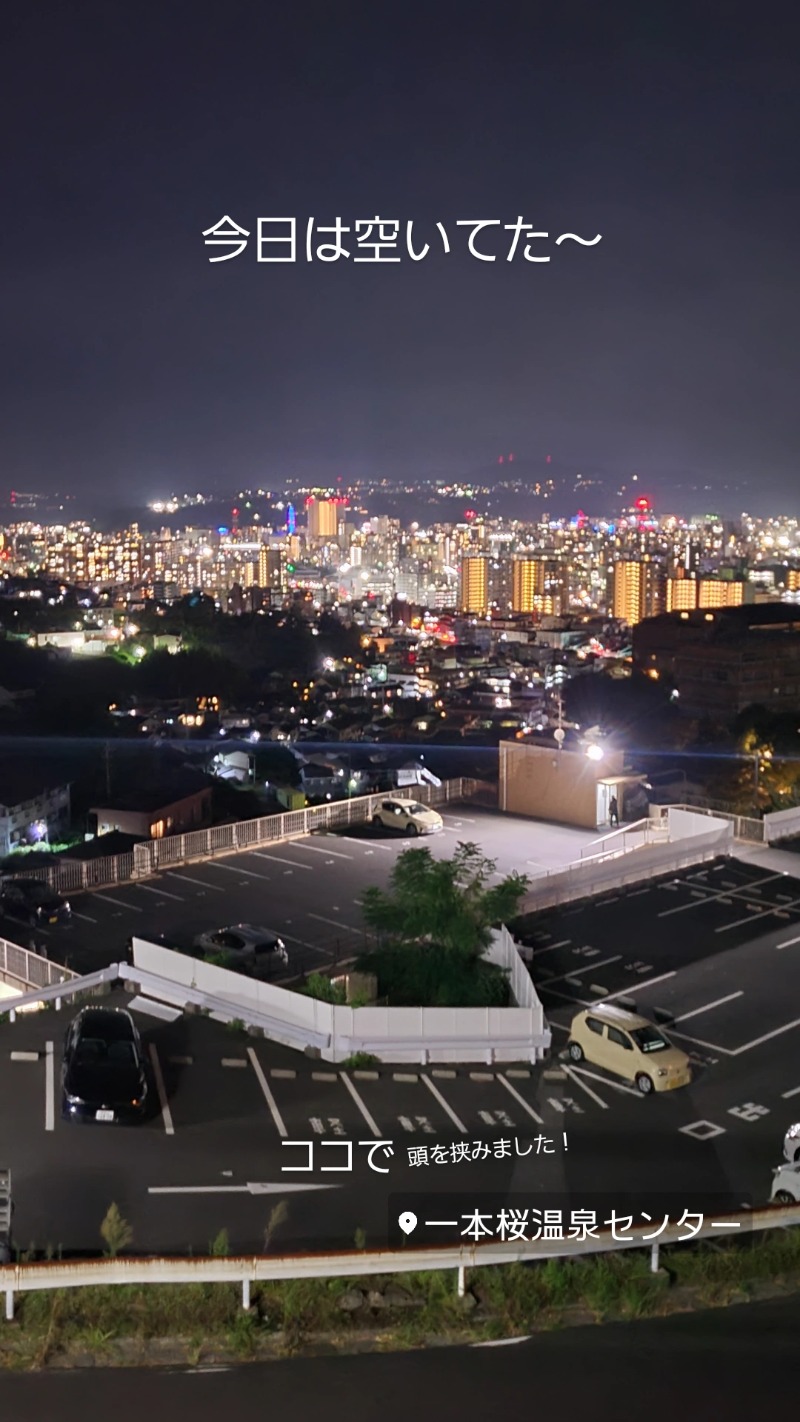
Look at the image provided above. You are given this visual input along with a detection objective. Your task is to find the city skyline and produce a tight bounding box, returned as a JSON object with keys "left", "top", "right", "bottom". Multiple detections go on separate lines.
{"left": 4, "top": 2, "right": 799, "bottom": 503}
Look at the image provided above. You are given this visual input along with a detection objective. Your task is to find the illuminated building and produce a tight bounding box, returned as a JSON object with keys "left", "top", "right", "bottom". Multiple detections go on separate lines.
{"left": 458, "top": 554, "right": 489, "bottom": 614}
{"left": 609, "top": 557, "right": 664, "bottom": 625}
{"left": 306, "top": 498, "right": 338, "bottom": 540}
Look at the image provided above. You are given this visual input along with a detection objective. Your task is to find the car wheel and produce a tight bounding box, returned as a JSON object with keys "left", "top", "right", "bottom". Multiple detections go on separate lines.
{"left": 406, "top": 823, "right": 419, "bottom": 836}
{"left": 774, "top": 1190, "right": 796, "bottom": 1204}
{"left": 568, "top": 1041, "right": 584, "bottom": 1063}
{"left": 372, "top": 814, "right": 382, "bottom": 827}
{"left": 636, "top": 1073, "right": 654, "bottom": 1095}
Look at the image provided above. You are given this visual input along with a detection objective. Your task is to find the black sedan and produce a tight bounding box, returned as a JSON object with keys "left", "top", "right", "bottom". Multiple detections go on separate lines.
{"left": 0, "top": 877, "right": 72, "bottom": 926}
{"left": 61, "top": 1007, "right": 148, "bottom": 1124}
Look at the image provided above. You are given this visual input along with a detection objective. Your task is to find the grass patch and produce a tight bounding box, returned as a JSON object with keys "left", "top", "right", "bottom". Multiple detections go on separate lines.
{"left": 3, "top": 1232, "right": 800, "bottom": 1363}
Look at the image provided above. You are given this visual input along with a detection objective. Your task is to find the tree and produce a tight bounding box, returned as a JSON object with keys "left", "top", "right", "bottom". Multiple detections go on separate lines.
{"left": 361, "top": 841, "right": 529, "bottom": 960}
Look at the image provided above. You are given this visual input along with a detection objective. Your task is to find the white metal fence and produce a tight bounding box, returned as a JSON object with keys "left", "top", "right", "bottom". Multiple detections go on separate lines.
{"left": 520, "top": 821, "right": 733, "bottom": 913}
{"left": 1, "top": 1201, "right": 797, "bottom": 1319}
{"left": 0, "top": 937, "right": 78, "bottom": 990}
{"left": 2, "top": 778, "right": 484, "bottom": 897}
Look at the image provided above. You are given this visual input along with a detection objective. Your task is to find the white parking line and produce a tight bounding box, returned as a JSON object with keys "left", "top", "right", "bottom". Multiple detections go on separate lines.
{"left": 532, "top": 938, "right": 573, "bottom": 954}
{"left": 339, "top": 837, "right": 394, "bottom": 852}
{"left": 135, "top": 883, "right": 185, "bottom": 901}
{"left": 340, "top": 1072, "right": 381, "bottom": 1136}
{"left": 251, "top": 852, "right": 313, "bottom": 871}
{"left": 443, "top": 814, "right": 476, "bottom": 824}
{"left": 715, "top": 894, "right": 800, "bottom": 933}
{"left": 601, "top": 972, "right": 676, "bottom": 1003}
{"left": 659, "top": 871, "right": 785, "bottom": 919}
{"left": 777, "top": 935, "right": 800, "bottom": 951}
{"left": 148, "top": 1044, "right": 175, "bottom": 1135}
{"left": 497, "top": 1074, "right": 544, "bottom": 1124}
{"left": 293, "top": 843, "right": 354, "bottom": 860}
{"left": 247, "top": 1047, "right": 287, "bottom": 1136}
{"left": 782, "top": 1086, "right": 800, "bottom": 1099}
{"left": 92, "top": 892, "right": 143, "bottom": 912}
{"left": 308, "top": 913, "right": 362, "bottom": 934}
{"left": 45, "top": 1041, "right": 54, "bottom": 1131}
{"left": 204, "top": 862, "right": 274, "bottom": 881}
{"left": 543, "top": 954, "right": 622, "bottom": 986}
{"left": 166, "top": 872, "right": 226, "bottom": 892}
{"left": 672, "top": 992, "right": 744, "bottom": 1023}
{"left": 731, "top": 1018, "right": 800, "bottom": 1055}
{"left": 421, "top": 1074, "right": 467, "bottom": 1133}
{"left": 562, "top": 1064, "right": 609, "bottom": 1108}
{"left": 71, "top": 911, "right": 98, "bottom": 923}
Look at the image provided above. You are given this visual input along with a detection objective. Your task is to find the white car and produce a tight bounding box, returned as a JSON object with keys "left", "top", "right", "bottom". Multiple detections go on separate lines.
{"left": 193, "top": 923, "right": 288, "bottom": 973}
{"left": 784, "top": 1122, "right": 800, "bottom": 1163}
{"left": 770, "top": 1162, "right": 800, "bottom": 1204}
{"left": 371, "top": 797, "right": 444, "bottom": 836}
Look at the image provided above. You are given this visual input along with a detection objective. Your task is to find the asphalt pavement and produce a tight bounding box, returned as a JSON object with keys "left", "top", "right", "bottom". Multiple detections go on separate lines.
{"left": 3, "top": 1295, "right": 800, "bottom": 1421}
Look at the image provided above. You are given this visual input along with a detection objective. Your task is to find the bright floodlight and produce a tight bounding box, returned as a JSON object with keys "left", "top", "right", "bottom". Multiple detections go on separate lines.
{"left": 585, "top": 743, "right": 604, "bottom": 761}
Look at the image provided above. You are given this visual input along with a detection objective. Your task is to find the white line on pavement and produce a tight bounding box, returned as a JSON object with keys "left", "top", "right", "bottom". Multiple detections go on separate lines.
{"left": 339, "top": 837, "right": 394, "bottom": 852}
{"left": 672, "top": 992, "right": 744, "bottom": 1023}
{"left": 291, "top": 842, "right": 354, "bottom": 860}
{"left": 601, "top": 972, "right": 676, "bottom": 1003}
{"left": 731, "top": 1018, "right": 800, "bottom": 1055}
{"left": 281, "top": 931, "right": 333, "bottom": 957}
{"left": 45, "top": 1041, "right": 54, "bottom": 1131}
{"left": 497, "top": 1073, "right": 544, "bottom": 1124}
{"left": 247, "top": 1047, "right": 288, "bottom": 1136}
{"left": 203, "top": 862, "right": 273, "bottom": 881}
{"left": 71, "top": 911, "right": 97, "bottom": 923}
{"left": 562, "top": 1063, "right": 610, "bottom": 1108}
{"left": 443, "top": 814, "right": 476, "bottom": 823}
{"left": 782, "top": 1086, "right": 800, "bottom": 1098}
{"left": 659, "top": 871, "right": 786, "bottom": 919}
{"left": 308, "top": 912, "right": 362, "bottom": 933}
{"left": 91, "top": 892, "right": 143, "bottom": 912}
{"left": 148, "top": 1044, "right": 175, "bottom": 1135}
{"left": 715, "top": 893, "right": 800, "bottom": 934}
{"left": 543, "top": 954, "right": 622, "bottom": 985}
{"left": 134, "top": 883, "right": 185, "bottom": 901}
{"left": 251, "top": 852, "right": 313, "bottom": 871}
{"left": 777, "top": 935, "right": 800, "bottom": 951}
{"left": 529, "top": 938, "right": 572, "bottom": 955}
{"left": 166, "top": 872, "right": 226, "bottom": 892}
{"left": 340, "top": 1072, "right": 381, "bottom": 1136}
{"left": 421, "top": 1073, "right": 466, "bottom": 1133}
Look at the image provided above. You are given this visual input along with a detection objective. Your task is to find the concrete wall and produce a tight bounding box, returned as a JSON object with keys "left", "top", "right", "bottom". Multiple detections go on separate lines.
{"left": 500, "top": 741, "right": 625, "bottom": 829}
{"left": 764, "top": 806, "right": 800, "bottom": 844}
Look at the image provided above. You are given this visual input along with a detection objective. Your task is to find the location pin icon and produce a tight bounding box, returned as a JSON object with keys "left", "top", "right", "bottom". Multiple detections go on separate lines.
{"left": 398, "top": 1211, "right": 417, "bottom": 1236}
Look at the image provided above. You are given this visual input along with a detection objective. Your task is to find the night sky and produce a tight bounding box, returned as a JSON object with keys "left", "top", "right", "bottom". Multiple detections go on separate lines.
{"left": 4, "top": 2, "right": 799, "bottom": 507}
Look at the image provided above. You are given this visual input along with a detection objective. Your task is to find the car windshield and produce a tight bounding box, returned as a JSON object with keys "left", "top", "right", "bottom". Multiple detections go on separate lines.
{"left": 21, "top": 882, "right": 53, "bottom": 903}
{"left": 76, "top": 1038, "right": 137, "bottom": 1064}
{"left": 630, "top": 1025, "right": 670, "bottom": 1053}
{"left": 406, "top": 803, "right": 427, "bottom": 814}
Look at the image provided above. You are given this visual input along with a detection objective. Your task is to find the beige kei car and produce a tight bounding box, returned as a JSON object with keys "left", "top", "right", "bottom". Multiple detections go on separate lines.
{"left": 567, "top": 1004, "right": 692, "bottom": 1095}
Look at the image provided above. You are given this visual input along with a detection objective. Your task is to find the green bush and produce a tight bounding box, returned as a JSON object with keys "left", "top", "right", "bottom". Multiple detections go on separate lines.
{"left": 301, "top": 972, "right": 346, "bottom": 1004}
{"left": 356, "top": 943, "right": 510, "bottom": 1008}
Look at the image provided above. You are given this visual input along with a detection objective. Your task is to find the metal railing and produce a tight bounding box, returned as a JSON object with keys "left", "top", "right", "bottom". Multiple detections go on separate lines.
{"left": 0, "top": 937, "right": 78, "bottom": 990}
{"left": 666, "top": 803, "right": 765, "bottom": 844}
{"left": 2, "top": 778, "right": 485, "bottom": 898}
{"left": 1, "top": 1201, "right": 797, "bottom": 1318}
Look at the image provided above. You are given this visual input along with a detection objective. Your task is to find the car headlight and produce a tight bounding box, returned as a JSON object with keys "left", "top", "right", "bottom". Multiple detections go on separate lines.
{"left": 65, "top": 1092, "right": 85, "bottom": 1106}
{"left": 63, "top": 901, "right": 71, "bottom": 912}
{"left": 657, "top": 1068, "right": 668, "bottom": 1077}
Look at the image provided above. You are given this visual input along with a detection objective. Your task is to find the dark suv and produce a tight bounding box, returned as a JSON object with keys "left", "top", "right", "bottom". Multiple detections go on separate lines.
{"left": 61, "top": 1007, "right": 148, "bottom": 1123}
{"left": 0, "top": 877, "right": 72, "bottom": 926}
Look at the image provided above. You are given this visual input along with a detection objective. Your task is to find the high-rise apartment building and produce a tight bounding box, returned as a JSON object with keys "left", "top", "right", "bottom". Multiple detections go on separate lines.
{"left": 666, "top": 575, "right": 751, "bottom": 612}
{"left": 458, "top": 554, "right": 489, "bottom": 614}
{"left": 306, "top": 498, "right": 338, "bottom": 540}
{"left": 511, "top": 557, "right": 563, "bottom": 615}
{"left": 609, "top": 558, "right": 664, "bottom": 625}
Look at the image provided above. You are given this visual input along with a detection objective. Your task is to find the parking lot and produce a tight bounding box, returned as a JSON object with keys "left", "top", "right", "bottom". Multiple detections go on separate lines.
{"left": 2, "top": 826, "right": 799, "bottom": 1256}
{"left": 3, "top": 807, "right": 598, "bottom": 978}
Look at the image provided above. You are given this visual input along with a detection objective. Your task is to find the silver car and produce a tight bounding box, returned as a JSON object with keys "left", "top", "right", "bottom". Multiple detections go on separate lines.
{"left": 771, "top": 1162, "right": 800, "bottom": 1204}
{"left": 193, "top": 923, "right": 288, "bottom": 973}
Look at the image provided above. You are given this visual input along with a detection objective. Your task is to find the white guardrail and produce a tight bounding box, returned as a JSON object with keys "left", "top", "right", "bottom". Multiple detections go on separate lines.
{"left": 1, "top": 1202, "right": 798, "bottom": 1319}
{"left": 3, "top": 778, "right": 485, "bottom": 897}
{"left": 521, "top": 819, "right": 734, "bottom": 913}
{"left": 0, "top": 926, "right": 552, "bottom": 1065}
{"left": 0, "top": 937, "right": 78, "bottom": 990}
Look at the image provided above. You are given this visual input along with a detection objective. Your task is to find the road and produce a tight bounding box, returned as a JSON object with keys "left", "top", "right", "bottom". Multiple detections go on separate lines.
{"left": 3, "top": 1295, "right": 799, "bottom": 1420}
